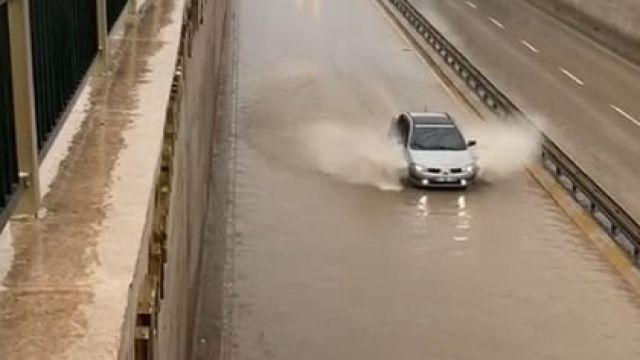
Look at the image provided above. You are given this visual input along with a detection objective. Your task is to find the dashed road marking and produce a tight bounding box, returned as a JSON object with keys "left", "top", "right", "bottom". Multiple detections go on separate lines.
{"left": 610, "top": 104, "right": 640, "bottom": 127}
{"left": 559, "top": 67, "right": 585, "bottom": 86}
{"left": 465, "top": 1, "right": 477, "bottom": 9}
{"left": 520, "top": 39, "right": 539, "bottom": 54}
{"left": 488, "top": 17, "right": 504, "bottom": 29}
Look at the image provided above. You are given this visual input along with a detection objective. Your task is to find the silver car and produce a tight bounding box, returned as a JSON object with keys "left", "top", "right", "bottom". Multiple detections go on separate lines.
{"left": 391, "top": 112, "right": 479, "bottom": 188}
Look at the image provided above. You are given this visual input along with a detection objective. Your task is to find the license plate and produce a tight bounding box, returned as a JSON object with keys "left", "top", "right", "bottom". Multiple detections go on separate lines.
{"left": 436, "top": 177, "right": 452, "bottom": 183}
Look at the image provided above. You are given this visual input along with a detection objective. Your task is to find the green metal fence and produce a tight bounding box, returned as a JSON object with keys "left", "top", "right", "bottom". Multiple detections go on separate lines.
{"left": 0, "top": 3, "right": 20, "bottom": 221}
{"left": 107, "top": 0, "right": 128, "bottom": 30}
{"left": 29, "top": 0, "right": 98, "bottom": 150}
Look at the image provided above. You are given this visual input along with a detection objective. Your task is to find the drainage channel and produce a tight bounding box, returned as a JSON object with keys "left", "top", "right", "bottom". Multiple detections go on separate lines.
{"left": 383, "top": 0, "right": 640, "bottom": 265}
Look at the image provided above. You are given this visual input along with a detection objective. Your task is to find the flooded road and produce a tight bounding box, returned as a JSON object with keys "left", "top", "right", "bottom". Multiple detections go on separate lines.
{"left": 219, "top": 0, "right": 640, "bottom": 358}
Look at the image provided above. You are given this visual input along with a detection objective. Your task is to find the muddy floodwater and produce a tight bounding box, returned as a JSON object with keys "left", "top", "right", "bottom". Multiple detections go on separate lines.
{"left": 213, "top": 0, "right": 640, "bottom": 359}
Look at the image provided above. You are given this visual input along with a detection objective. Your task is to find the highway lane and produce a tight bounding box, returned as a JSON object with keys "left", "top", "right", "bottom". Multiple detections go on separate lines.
{"left": 211, "top": 0, "right": 640, "bottom": 358}
{"left": 412, "top": 0, "right": 640, "bottom": 223}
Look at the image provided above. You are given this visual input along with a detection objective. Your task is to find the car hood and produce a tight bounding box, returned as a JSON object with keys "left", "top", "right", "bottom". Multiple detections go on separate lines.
{"left": 409, "top": 149, "right": 474, "bottom": 169}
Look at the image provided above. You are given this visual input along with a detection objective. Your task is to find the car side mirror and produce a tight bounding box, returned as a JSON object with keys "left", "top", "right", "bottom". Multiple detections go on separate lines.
{"left": 467, "top": 140, "right": 477, "bottom": 147}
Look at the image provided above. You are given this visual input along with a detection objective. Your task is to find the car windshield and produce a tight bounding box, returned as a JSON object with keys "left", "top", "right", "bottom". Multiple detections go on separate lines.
{"left": 409, "top": 125, "right": 467, "bottom": 151}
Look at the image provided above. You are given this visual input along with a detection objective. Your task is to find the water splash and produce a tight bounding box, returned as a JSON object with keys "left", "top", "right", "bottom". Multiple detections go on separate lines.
{"left": 465, "top": 119, "right": 541, "bottom": 182}
{"left": 300, "top": 121, "right": 406, "bottom": 191}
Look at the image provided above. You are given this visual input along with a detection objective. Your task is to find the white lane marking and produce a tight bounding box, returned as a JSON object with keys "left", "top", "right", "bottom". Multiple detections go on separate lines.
{"left": 610, "top": 104, "right": 640, "bottom": 127}
{"left": 520, "top": 39, "right": 539, "bottom": 54}
{"left": 465, "top": 1, "right": 477, "bottom": 9}
{"left": 559, "top": 67, "right": 585, "bottom": 86}
{"left": 488, "top": 17, "right": 504, "bottom": 29}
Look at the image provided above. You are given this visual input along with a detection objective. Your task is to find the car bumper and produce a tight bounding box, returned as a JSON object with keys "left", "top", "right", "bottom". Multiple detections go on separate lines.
{"left": 408, "top": 170, "right": 477, "bottom": 188}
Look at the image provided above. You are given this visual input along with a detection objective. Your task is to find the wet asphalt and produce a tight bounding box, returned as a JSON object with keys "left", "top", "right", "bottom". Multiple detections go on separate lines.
{"left": 411, "top": 0, "right": 640, "bottom": 222}
{"left": 215, "top": 0, "right": 640, "bottom": 359}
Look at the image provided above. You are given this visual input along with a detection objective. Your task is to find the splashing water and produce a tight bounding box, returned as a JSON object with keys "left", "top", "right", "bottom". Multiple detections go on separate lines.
{"left": 465, "top": 119, "right": 541, "bottom": 182}
{"left": 296, "top": 118, "right": 540, "bottom": 190}
{"left": 300, "top": 121, "right": 406, "bottom": 191}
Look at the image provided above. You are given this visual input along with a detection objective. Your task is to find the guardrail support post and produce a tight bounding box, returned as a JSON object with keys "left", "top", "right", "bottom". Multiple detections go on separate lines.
{"left": 7, "top": 0, "right": 40, "bottom": 217}
{"left": 96, "top": 0, "right": 109, "bottom": 71}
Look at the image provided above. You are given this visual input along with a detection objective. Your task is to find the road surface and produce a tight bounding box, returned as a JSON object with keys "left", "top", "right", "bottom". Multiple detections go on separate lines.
{"left": 412, "top": 0, "right": 640, "bottom": 222}
{"left": 196, "top": 0, "right": 640, "bottom": 359}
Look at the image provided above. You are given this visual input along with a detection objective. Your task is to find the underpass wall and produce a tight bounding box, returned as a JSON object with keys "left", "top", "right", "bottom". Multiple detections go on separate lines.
{"left": 523, "top": 0, "right": 640, "bottom": 64}
{"left": 123, "top": 0, "right": 232, "bottom": 358}
{"left": 157, "top": 0, "right": 231, "bottom": 359}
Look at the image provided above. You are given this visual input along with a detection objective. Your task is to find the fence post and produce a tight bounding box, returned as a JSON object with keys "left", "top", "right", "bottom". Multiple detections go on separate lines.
{"left": 129, "top": 0, "right": 137, "bottom": 16}
{"left": 7, "top": 0, "right": 40, "bottom": 217}
{"left": 96, "top": 0, "right": 109, "bottom": 71}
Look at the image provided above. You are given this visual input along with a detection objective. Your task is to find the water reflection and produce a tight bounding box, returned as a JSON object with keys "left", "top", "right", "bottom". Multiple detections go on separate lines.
{"left": 411, "top": 192, "right": 471, "bottom": 243}
{"left": 457, "top": 195, "right": 466, "bottom": 210}
{"left": 416, "top": 195, "right": 429, "bottom": 217}
{"left": 456, "top": 195, "right": 470, "bottom": 241}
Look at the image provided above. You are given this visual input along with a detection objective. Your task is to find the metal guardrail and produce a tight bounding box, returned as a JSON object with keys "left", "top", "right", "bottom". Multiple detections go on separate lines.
{"left": 0, "top": 3, "right": 20, "bottom": 229}
{"left": 387, "top": 0, "right": 640, "bottom": 264}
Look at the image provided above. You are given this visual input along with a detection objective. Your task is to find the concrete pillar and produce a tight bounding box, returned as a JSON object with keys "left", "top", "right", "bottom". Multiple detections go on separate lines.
{"left": 7, "top": 0, "right": 40, "bottom": 217}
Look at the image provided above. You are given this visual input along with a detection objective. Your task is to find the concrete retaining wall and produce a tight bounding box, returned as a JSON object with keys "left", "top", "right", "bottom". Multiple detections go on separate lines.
{"left": 154, "top": 0, "right": 231, "bottom": 359}
{"left": 524, "top": 0, "right": 640, "bottom": 63}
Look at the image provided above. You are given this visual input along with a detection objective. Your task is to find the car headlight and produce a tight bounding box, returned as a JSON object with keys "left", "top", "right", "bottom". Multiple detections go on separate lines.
{"left": 410, "top": 163, "right": 426, "bottom": 172}
{"left": 464, "top": 164, "right": 476, "bottom": 173}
